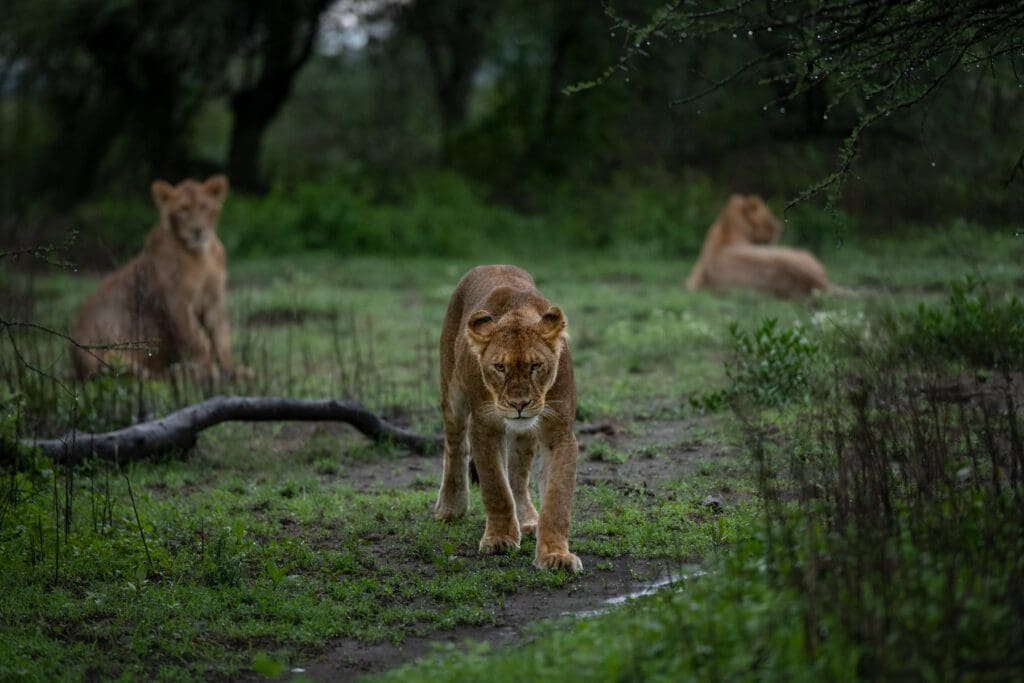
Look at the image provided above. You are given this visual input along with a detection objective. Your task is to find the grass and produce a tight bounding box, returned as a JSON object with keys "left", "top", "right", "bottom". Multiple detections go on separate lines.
{"left": 1, "top": 223, "right": 1022, "bottom": 680}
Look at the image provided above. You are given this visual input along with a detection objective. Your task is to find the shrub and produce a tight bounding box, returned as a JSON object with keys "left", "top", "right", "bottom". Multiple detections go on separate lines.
{"left": 692, "top": 318, "right": 821, "bottom": 412}
{"left": 887, "top": 276, "right": 1024, "bottom": 370}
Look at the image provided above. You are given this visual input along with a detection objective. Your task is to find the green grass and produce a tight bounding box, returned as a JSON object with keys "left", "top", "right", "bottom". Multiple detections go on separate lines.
{"left": 1, "top": 224, "right": 1022, "bottom": 680}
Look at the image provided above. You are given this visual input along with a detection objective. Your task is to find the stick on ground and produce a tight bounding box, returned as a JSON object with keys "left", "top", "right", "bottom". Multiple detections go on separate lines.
{"left": 7, "top": 396, "right": 442, "bottom": 465}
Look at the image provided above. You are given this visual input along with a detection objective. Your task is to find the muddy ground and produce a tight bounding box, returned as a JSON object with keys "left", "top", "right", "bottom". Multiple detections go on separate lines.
{"left": 248, "top": 415, "right": 735, "bottom": 681}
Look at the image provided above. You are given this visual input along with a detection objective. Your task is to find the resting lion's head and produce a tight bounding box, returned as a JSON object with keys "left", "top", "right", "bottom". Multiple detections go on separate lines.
{"left": 464, "top": 305, "right": 567, "bottom": 430}
{"left": 151, "top": 175, "right": 229, "bottom": 252}
{"left": 721, "top": 193, "right": 782, "bottom": 245}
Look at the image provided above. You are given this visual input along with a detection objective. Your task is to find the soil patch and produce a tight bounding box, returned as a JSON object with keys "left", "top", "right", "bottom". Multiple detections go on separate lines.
{"left": 273, "top": 557, "right": 681, "bottom": 682}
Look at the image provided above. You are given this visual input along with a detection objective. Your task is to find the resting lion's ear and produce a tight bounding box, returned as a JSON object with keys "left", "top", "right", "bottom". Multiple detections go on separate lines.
{"left": 538, "top": 306, "right": 567, "bottom": 346}
{"left": 151, "top": 180, "right": 176, "bottom": 209}
{"left": 203, "top": 175, "right": 229, "bottom": 204}
{"left": 466, "top": 310, "right": 496, "bottom": 355}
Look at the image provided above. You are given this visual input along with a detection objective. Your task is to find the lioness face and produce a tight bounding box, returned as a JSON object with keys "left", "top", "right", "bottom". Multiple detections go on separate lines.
{"left": 744, "top": 195, "right": 782, "bottom": 244}
{"left": 151, "top": 175, "right": 229, "bottom": 252}
{"left": 466, "top": 307, "right": 567, "bottom": 430}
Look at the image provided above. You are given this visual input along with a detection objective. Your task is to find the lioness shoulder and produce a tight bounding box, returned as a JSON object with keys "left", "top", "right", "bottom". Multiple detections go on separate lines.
{"left": 435, "top": 265, "right": 582, "bottom": 572}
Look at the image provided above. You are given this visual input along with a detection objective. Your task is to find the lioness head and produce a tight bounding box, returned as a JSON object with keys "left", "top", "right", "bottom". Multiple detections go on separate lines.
{"left": 465, "top": 306, "right": 567, "bottom": 430}
{"left": 722, "top": 194, "right": 782, "bottom": 245}
{"left": 151, "top": 175, "right": 229, "bottom": 252}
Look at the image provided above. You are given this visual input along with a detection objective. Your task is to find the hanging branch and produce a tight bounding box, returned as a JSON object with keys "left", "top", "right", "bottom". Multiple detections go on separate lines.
{"left": 4, "top": 396, "right": 443, "bottom": 466}
{"left": 576, "top": 0, "right": 1024, "bottom": 205}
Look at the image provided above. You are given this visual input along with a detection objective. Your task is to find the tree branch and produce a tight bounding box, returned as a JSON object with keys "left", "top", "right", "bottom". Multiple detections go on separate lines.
{"left": 4, "top": 396, "right": 443, "bottom": 466}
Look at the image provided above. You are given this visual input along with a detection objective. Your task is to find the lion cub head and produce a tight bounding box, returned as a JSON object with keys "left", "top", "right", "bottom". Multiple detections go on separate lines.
{"left": 722, "top": 193, "right": 782, "bottom": 245}
{"left": 465, "top": 305, "right": 567, "bottom": 431}
{"left": 150, "top": 175, "right": 229, "bottom": 252}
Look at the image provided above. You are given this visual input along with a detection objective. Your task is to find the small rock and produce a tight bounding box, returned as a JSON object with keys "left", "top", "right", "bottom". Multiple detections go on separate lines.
{"left": 702, "top": 495, "right": 724, "bottom": 511}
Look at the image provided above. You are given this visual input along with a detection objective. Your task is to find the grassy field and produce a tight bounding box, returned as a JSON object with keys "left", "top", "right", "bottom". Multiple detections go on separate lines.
{"left": 1, "top": 225, "right": 1022, "bottom": 680}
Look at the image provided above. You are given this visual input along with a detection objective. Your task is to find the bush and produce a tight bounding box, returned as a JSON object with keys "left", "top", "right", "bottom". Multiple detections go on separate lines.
{"left": 692, "top": 318, "right": 821, "bottom": 412}
{"left": 887, "top": 276, "right": 1024, "bottom": 370}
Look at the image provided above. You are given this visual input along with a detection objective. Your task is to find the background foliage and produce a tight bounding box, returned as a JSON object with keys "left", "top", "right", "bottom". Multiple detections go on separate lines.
{"left": 3, "top": 0, "right": 1023, "bottom": 258}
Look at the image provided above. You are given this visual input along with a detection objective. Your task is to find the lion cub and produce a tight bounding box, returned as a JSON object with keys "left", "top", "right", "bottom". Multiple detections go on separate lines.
{"left": 686, "top": 194, "right": 831, "bottom": 298}
{"left": 71, "top": 176, "right": 243, "bottom": 381}
{"left": 435, "top": 265, "right": 582, "bottom": 572}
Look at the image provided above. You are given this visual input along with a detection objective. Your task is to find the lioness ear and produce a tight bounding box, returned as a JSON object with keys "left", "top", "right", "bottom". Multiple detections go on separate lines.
{"left": 203, "top": 175, "right": 229, "bottom": 204}
{"left": 538, "top": 306, "right": 567, "bottom": 346}
{"left": 151, "top": 180, "right": 176, "bottom": 209}
{"left": 466, "top": 310, "right": 496, "bottom": 355}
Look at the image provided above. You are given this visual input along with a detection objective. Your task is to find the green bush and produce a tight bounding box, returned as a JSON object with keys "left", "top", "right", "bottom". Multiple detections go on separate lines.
{"left": 888, "top": 276, "right": 1024, "bottom": 370}
{"left": 68, "top": 170, "right": 787, "bottom": 261}
{"left": 692, "top": 318, "right": 821, "bottom": 412}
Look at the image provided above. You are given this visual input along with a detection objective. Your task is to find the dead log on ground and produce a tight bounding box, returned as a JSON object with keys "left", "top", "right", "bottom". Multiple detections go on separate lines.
{"left": 6, "top": 396, "right": 442, "bottom": 465}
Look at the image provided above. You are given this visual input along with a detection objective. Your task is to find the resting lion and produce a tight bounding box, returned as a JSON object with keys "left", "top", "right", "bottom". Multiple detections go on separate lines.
{"left": 686, "top": 194, "right": 830, "bottom": 298}
{"left": 435, "top": 265, "right": 582, "bottom": 572}
{"left": 71, "top": 175, "right": 244, "bottom": 381}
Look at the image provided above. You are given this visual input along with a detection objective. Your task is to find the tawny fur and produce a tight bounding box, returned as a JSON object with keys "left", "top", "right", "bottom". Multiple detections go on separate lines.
{"left": 71, "top": 176, "right": 244, "bottom": 381}
{"left": 435, "top": 265, "right": 582, "bottom": 572}
{"left": 686, "top": 194, "right": 831, "bottom": 298}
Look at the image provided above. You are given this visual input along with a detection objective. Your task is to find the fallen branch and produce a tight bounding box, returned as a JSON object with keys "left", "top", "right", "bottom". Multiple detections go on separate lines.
{"left": 6, "top": 396, "right": 443, "bottom": 465}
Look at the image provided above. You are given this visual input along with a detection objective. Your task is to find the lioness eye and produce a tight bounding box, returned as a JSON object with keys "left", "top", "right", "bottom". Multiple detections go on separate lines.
{"left": 493, "top": 363, "right": 505, "bottom": 373}
{"left": 530, "top": 363, "right": 542, "bottom": 372}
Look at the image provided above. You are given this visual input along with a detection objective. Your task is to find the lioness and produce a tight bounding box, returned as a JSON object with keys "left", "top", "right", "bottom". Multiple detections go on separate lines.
{"left": 686, "top": 194, "right": 830, "bottom": 298}
{"left": 435, "top": 265, "right": 582, "bottom": 572}
{"left": 71, "top": 175, "right": 243, "bottom": 381}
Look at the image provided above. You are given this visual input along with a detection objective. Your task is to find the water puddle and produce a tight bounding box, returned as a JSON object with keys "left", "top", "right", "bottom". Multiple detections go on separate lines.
{"left": 568, "top": 565, "right": 708, "bottom": 619}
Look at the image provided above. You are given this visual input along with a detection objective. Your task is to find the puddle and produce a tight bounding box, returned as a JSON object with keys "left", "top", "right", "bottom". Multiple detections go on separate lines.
{"left": 568, "top": 565, "right": 709, "bottom": 619}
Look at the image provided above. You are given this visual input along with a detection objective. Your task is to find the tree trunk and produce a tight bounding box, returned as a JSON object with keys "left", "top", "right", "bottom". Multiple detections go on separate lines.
{"left": 227, "top": 97, "right": 274, "bottom": 194}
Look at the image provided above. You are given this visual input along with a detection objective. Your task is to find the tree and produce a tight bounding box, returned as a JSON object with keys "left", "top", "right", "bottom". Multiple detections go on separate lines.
{"left": 399, "top": 0, "right": 498, "bottom": 160}
{"left": 225, "top": 0, "right": 333, "bottom": 193}
{"left": 4, "top": 1, "right": 232, "bottom": 206}
{"left": 590, "top": 0, "right": 1024, "bottom": 204}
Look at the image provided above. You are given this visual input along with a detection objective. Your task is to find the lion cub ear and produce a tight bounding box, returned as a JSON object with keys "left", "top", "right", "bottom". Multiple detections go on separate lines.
{"left": 466, "top": 310, "right": 496, "bottom": 356}
{"left": 538, "top": 306, "right": 567, "bottom": 347}
{"left": 203, "top": 175, "right": 229, "bottom": 204}
{"left": 151, "top": 180, "right": 176, "bottom": 209}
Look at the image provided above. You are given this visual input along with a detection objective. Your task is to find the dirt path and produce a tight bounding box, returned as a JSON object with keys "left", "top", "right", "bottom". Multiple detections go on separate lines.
{"left": 289, "top": 556, "right": 680, "bottom": 681}
{"left": 245, "top": 416, "right": 732, "bottom": 681}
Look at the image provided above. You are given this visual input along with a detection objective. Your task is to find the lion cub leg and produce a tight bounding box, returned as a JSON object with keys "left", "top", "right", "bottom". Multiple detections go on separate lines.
{"left": 535, "top": 432, "right": 583, "bottom": 573}
{"left": 435, "top": 386, "right": 471, "bottom": 521}
{"left": 472, "top": 422, "right": 521, "bottom": 553}
{"left": 509, "top": 432, "right": 540, "bottom": 535}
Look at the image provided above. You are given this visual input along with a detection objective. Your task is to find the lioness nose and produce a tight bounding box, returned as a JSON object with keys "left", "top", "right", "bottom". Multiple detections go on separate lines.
{"left": 510, "top": 399, "right": 531, "bottom": 414}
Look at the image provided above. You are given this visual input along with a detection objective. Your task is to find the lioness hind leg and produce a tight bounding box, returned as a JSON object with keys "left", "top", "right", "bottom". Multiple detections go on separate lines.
{"left": 435, "top": 386, "right": 470, "bottom": 521}
{"left": 509, "top": 432, "right": 540, "bottom": 535}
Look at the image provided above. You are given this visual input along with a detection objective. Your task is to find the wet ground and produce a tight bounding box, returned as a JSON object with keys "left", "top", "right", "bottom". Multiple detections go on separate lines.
{"left": 248, "top": 415, "right": 735, "bottom": 681}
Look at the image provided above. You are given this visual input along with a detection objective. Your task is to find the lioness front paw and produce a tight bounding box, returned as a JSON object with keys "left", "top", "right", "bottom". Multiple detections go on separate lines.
{"left": 535, "top": 551, "right": 583, "bottom": 573}
{"left": 479, "top": 534, "right": 520, "bottom": 554}
{"left": 434, "top": 502, "right": 467, "bottom": 522}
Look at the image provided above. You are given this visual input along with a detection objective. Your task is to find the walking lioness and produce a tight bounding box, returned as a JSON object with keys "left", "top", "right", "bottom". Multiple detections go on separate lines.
{"left": 435, "top": 265, "right": 582, "bottom": 572}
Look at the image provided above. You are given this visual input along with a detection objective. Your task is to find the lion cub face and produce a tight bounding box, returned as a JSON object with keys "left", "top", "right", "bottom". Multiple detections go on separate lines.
{"left": 150, "top": 176, "right": 229, "bottom": 252}
{"left": 465, "top": 307, "right": 567, "bottom": 431}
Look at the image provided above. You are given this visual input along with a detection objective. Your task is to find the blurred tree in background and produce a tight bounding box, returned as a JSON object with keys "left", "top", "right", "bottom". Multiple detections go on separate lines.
{"left": 1, "top": 0, "right": 1022, "bottom": 251}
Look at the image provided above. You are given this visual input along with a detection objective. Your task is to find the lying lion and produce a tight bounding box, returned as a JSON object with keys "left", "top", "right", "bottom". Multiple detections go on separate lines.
{"left": 686, "top": 194, "right": 830, "bottom": 298}
{"left": 435, "top": 265, "right": 583, "bottom": 572}
{"left": 71, "top": 175, "right": 244, "bottom": 381}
